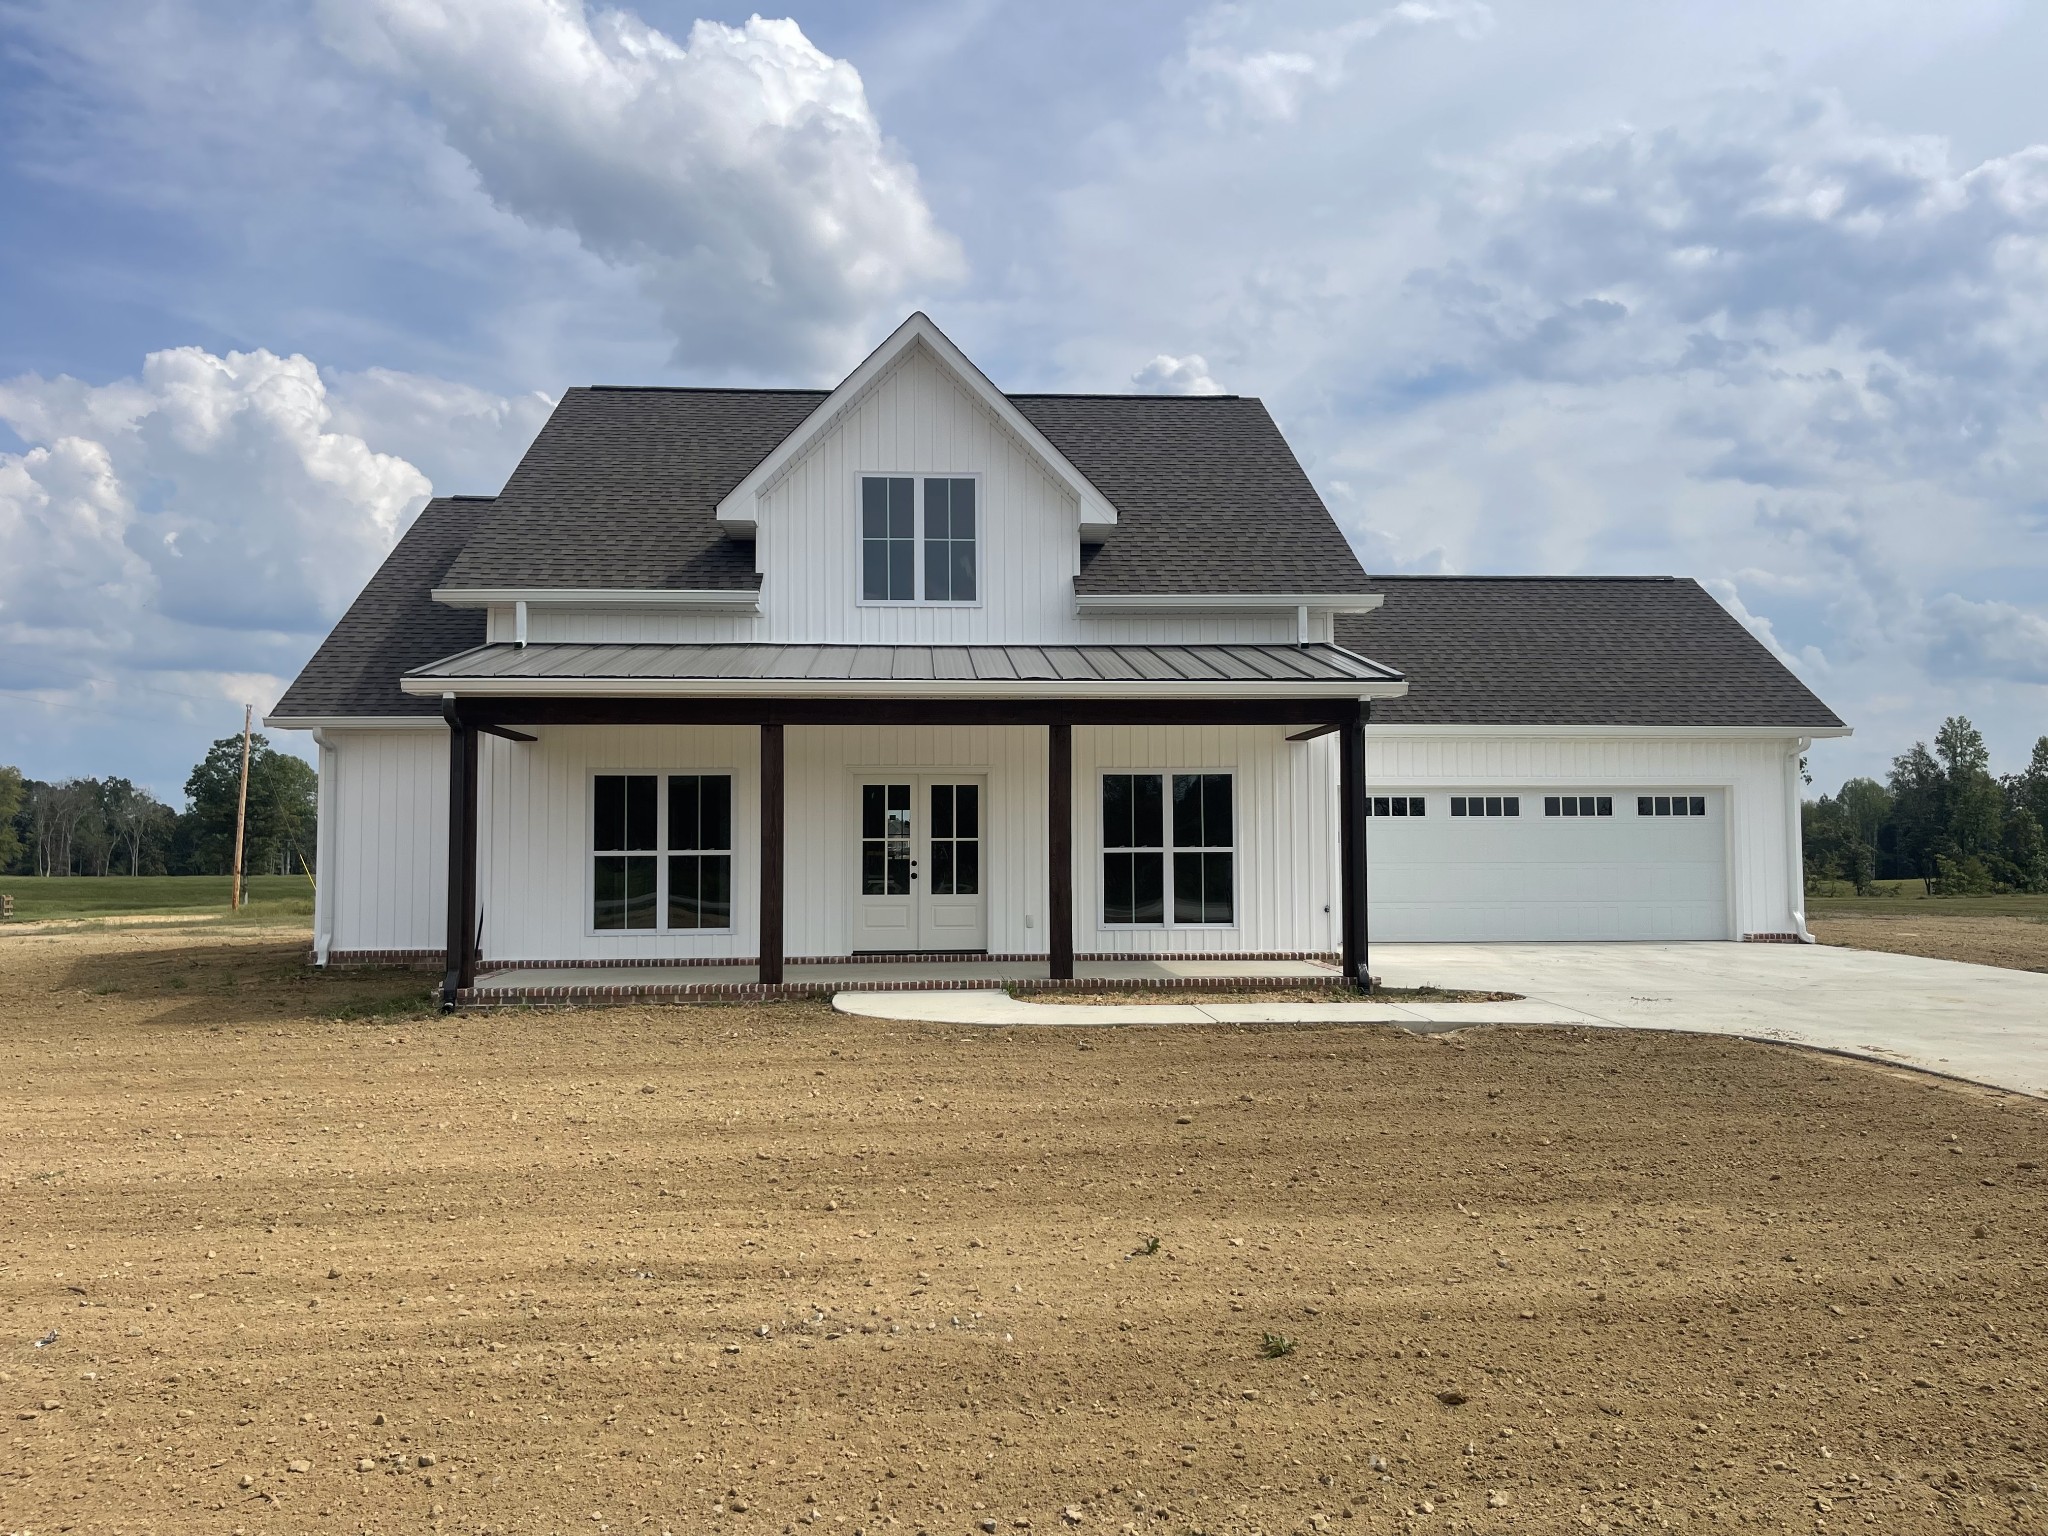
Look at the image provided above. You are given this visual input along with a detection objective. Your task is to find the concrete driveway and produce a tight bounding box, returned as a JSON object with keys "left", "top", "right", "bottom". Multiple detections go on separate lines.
{"left": 1371, "top": 942, "right": 2048, "bottom": 1099}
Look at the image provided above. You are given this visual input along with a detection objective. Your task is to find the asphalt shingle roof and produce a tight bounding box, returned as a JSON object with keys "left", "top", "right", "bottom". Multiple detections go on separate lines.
{"left": 1337, "top": 576, "right": 1845, "bottom": 729}
{"left": 271, "top": 496, "right": 490, "bottom": 720}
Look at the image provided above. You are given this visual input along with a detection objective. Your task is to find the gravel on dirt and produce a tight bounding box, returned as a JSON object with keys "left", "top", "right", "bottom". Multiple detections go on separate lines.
{"left": 1812, "top": 911, "right": 2048, "bottom": 974}
{"left": 3, "top": 924, "right": 2046, "bottom": 1534}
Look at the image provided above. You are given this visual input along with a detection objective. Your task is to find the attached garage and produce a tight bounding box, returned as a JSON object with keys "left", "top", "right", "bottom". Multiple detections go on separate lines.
{"left": 1365, "top": 786, "right": 1730, "bottom": 941}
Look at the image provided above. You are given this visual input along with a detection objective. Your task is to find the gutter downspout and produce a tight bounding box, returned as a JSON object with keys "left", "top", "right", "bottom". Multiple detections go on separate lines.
{"left": 1787, "top": 736, "right": 1813, "bottom": 943}
{"left": 310, "top": 728, "right": 335, "bottom": 966}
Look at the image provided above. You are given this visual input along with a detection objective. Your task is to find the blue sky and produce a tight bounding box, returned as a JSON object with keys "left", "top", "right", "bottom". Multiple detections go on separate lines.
{"left": 3, "top": 0, "right": 2046, "bottom": 801}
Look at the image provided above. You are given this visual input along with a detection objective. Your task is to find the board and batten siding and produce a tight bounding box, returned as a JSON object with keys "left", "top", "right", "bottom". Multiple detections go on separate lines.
{"left": 322, "top": 729, "right": 448, "bottom": 957}
{"left": 1361, "top": 732, "right": 1803, "bottom": 938}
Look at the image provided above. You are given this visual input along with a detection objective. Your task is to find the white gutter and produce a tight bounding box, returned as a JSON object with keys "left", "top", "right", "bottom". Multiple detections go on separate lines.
{"left": 1075, "top": 593, "right": 1386, "bottom": 615}
{"left": 400, "top": 675, "right": 1408, "bottom": 701}
{"left": 430, "top": 587, "right": 762, "bottom": 610}
{"left": 1788, "top": 736, "right": 1814, "bottom": 943}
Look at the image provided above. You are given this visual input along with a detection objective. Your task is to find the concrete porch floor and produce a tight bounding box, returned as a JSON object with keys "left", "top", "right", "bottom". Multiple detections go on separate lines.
{"left": 470, "top": 956, "right": 1340, "bottom": 991}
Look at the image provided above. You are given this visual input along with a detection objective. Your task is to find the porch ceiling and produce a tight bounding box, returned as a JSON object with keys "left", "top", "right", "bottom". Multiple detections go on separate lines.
{"left": 401, "top": 640, "right": 1406, "bottom": 698}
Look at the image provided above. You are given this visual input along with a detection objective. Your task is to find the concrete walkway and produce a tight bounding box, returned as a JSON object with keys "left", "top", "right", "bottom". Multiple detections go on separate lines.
{"left": 837, "top": 942, "right": 2048, "bottom": 1098}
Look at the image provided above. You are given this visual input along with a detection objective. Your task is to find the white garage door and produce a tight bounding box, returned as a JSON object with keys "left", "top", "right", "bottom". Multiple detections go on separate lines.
{"left": 1366, "top": 789, "right": 1729, "bottom": 941}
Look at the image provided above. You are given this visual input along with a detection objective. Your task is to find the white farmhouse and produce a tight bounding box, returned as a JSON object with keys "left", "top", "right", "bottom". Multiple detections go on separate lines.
{"left": 270, "top": 314, "right": 1848, "bottom": 1005}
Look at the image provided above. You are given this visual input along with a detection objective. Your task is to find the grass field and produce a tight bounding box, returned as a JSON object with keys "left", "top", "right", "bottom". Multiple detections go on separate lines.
{"left": 1, "top": 923, "right": 2044, "bottom": 1532}
{"left": 0, "top": 873, "right": 312, "bottom": 924}
{"left": 1807, "top": 886, "right": 2048, "bottom": 971}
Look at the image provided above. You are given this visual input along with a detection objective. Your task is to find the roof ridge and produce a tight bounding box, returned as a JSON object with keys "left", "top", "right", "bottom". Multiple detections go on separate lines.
{"left": 1370, "top": 574, "right": 1680, "bottom": 584}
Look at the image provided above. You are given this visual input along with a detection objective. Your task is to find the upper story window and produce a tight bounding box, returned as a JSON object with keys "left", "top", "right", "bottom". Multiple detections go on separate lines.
{"left": 861, "top": 475, "right": 977, "bottom": 604}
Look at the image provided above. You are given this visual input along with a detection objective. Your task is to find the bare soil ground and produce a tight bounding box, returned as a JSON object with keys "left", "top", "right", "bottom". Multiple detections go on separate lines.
{"left": 4, "top": 925, "right": 2047, "bottom": 1536}
{"left": 1810, "top": 911, "right": 2048, "bottom": 973}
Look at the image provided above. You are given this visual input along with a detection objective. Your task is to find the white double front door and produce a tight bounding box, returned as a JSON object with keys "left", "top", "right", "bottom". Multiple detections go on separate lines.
{"left": 851, "top": 776, "right": 989, "bottom": 953}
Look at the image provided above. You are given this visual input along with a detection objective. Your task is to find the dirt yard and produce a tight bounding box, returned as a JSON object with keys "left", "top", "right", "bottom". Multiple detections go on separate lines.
{"left": 4, "top": 926, "right": 2047, "bottom": 1536}
{"left": 1810, "top": 910, "right": 2048, "bottom": 974}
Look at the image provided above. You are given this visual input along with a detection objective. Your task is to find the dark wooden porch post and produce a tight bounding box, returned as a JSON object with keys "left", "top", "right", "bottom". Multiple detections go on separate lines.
{"left": 1047, "top": 722, "right": 1074, "bottom": 980}
{"left": 441, "top": 705, "right": 479, "bottom": 1008}
{"left": 758, "top": 723, "right": 785, "bottom": 985}
{"left": 1339, "top": 704, "right": 1370, "bottom": 991}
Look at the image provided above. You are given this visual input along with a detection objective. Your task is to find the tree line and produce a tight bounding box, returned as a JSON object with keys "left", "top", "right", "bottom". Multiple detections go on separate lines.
{"left": 0, "top": 734, "right": 318, "bottom": 878}
{"left": 1804, "top": 717, "right": 2048, "bottom": 895}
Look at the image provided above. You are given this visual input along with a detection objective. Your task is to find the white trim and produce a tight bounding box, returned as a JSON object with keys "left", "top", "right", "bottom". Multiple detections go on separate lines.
{"left": 1787, "top": 737, "right": 1814, "bottom": 943}
{"left": 432, "top": 588, "right": 761, "bottom": 610}
{"left": 310, "top": 728, "right": 336, "bottom": 966}
{"left": 713, "top": 313, "right": 1121, "bottom": 537}
{"left": 1075, "top": 593, "right": 1385, "bottom": 614}
{"left": 265, "top": 715, "right": 448, "bottom": 731}
{"left": 1365, "top": 723, "right": 1853, "bottom": 740}
{"left": 402, "top": 675, "right": 1406, "bottom": 701}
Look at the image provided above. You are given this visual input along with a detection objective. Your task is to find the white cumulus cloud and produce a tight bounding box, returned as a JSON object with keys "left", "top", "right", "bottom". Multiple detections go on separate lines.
{"left": 1131, "top": 353, "right": 1226, "bottom": 395}
{"left": 320, "top": 0, "right": 966, "bottom": 376}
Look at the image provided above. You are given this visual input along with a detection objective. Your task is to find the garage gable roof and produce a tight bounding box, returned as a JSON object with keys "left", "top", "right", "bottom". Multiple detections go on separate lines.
{"left": 1338, "top": 576, "right": 1846, "bottom": 730}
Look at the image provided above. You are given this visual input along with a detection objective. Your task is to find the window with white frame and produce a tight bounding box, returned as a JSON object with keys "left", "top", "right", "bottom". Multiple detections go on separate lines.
{"left": 861, "top": 475, "right": 977, "bottom": 603}
{"left": 1544, "top": 795, "right": 1613, "bottom": 818}
{"left": 592, "top": 774, "right": 733, "bottom": 932}
{"left": 1102, "top": 772, "right": 1235, "bottom": 926}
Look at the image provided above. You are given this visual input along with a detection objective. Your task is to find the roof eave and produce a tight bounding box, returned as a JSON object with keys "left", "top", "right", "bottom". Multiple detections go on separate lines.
{"left": 1076, "top": 592, "right": 1385, "bottom": 614}
{"left": 400, "top": 676, "right": 1408, "bottom": 702}
{"left": 432, "top": 587, "right": 761, "bottom": 610}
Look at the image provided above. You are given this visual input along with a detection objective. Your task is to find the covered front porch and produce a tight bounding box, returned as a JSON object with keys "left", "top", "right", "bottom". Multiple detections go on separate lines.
{"left": 410, "top": 641, "right": 1405, "bottom": 1006}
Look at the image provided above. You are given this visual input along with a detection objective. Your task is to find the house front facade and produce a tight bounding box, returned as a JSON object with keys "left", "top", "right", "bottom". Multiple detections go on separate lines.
{"left": 270, "top": 314, "right": 1847, "bottom": 1003}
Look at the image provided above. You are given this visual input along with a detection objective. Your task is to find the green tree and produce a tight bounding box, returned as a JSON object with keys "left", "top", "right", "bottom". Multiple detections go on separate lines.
{"left": 1886, "top": 742, "right": 1943, "bottom": 884}
{"left": 0, "top": 765, "right": 23, "bottom": 873}
{"left": 2002, "top": 807, "right": 2048, "bottom": 893}
{"left": 182, "top": 735, "right": 318, "bottom": 878}
{"left": 1933, "top": 715, "right": 2003, "bottom": 868}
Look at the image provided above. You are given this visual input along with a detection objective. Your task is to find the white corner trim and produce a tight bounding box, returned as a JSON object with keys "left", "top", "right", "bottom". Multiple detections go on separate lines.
{"left": 431, "top": 587, "right": 761, "bottom": 610}
{"left": 1788, "top": 736, "right": 1815, "bottom": 943}
{"left": 1074, "top": 593, "right": 1386, "bottom": 614}
{"left": 712, "top": 312, "right": 1122, "bottom": 535}
{"left": 399, "top": 675, "right": 1409, "bottom": 702}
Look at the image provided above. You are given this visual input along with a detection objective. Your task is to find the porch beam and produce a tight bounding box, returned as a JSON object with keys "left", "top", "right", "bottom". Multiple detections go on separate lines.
{"left": 758, "top": 723, "right": 785, "bottom": 985}
{"left": 440, "top": 707, "right": 480, "bottom": 1008}
{"left": 1338, "top": 704, "right": 1370, "bottom": 991}
{"left": 457, "top": 696, "right": 1360, "bottom": 731}
{"left": 1047, "top": 722, "right": 1074, "bottom": 980}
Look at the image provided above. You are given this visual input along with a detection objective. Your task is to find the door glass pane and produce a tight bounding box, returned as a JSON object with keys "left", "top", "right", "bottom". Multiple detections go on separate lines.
{"left": 862, "top": 784, "right": 885, "bottom": 839}
{"left": 862, "top": 840, "right": 886, "bottom": 895}
{"left": 931, "top": 840, "right": 954, "bottom": 896}
{"left": 955, "top": 784, "right": 978, "bottom": 839}
{"left": 931, "top": 784, "right": 954, "bottom": 839}
{"left": 954, "top": 839, "right": 978, "bottom": 896}
{"left": 862, "top": 784, "right": 913, "bottom": 896}
{"left": 886, "top": 840, "right": 910, "bottom": 895}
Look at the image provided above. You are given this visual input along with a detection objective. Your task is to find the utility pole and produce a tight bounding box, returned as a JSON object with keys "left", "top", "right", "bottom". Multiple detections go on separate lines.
{"left": 231, "top": 704, "right": 252, "bottom": 912}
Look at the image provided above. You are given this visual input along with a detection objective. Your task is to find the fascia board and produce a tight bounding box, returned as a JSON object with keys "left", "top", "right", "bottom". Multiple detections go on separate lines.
{"left": 264, "top": 715, "right": 446, "bottom": 731}
{"left": 432, "top": 588, "right": 760, "bottom": 610}
{"left": 712, "top": 313, "right": 1122, "bottom": 533}
{"left": 1076, "top": 593, "right": 1386, "bottom": 613}
{"left": 1365, "top": 723, "right": 1854, "bottom": 739}
{"left": 400, "top": 675, "right": 1410, "bottom": 701}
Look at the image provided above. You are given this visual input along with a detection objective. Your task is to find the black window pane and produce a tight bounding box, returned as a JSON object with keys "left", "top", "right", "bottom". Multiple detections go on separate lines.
{"left": 886, "top": 843, "right": 910, "bottom": 895}
{"left": 862, "top": 540, "right": 889, "bottom": 601}
{"left": 862, "top": 840, "right": 886, "bottom": 895}
{"left": 888, "top": 540, "right": 913, "bottom": 601}
{"left": 1172, "top": 774, "right": 1202, "bottom": 848}
{"left": 1372, "top": 796, "right": 1389, "bottom": 817}
{"left": 931, "top": 784, "right": 953, "bottom": 839}
{"left": 1485, "top": 796, "right": 1502, "bottom": 817}
{"left": 1132, "top": 850, "right": 1164, "bottom": 924}
{"left": 1504, "top": 797, "right": 1519, "bottom": 816}
{"left": 594, "top": 855, "right": 626, "bottom": 928}
{"left": 1410, "top": 798, "right": 1425, "bottom": 816}
{"left": 623, "top": 776, "right": 656, "bottom": 850}
{"left": 924, "top": 539, "right": 949, "bottom": 601}
{"left": 1202, "top": 775, "right": 1231, "bottom": 846}
{"left": 954, "top": 839, "right": 978, "bottom": 895}
{"left": 955, "top": 784, "right": 978, "bottom": 839}
{"left": 700, "top": 855, "right": 731, "bottom": 928}
{"left": 1205, "top": 852, "right": 1234, "bottom": 924}
{"left": 667, "top": 854, "right": 700, "bottom": 928}
{"left": 924, "top": 478, "right": 950, "bottom": 540}
{"left": 1132, "top": 774, "right": 1163, "bottom": 847}
{"left": 1562, "top": 797, "right": 1577, "bottom": 817}
{"left": 862, "top": 784, "right": 885, "bottom": 839}
{"left": 950, "top": 542, "right": 975, "bottom": 602}
{"left": 594, "top": 776, "right": 626, "bottom": 851}
{"left": 624, "top": 855, "right": 657, "bottom": 929}
{"left": 862, "top": 477, "right": 886, "bottom": 536}
{"left": 932, "top": 840, "right": 955, "bottom": 896}
{"left": 888, "top": 477, "right": 913, "bottom": 538}
{"left": 1104, "top": 851, "right": 1135, "bottom": 923}
{"left": 1173, "top": 851, "right": 1205, "bottom": 924}
{"left": 950, "top": 479, "right": 974, "bottom": 537}
{"left": 701, "top": 776, "right": 731, "bottom": 850}
{"left": 1655, "top": 796, "right": 1671, "bottom": 816}
{"left": 1103, "top": 775, "right": 1133, "bottom": 848}
{"left": 1451, "top": 797, "right": 1466, "bottom": 816}
{"left": 1597, "top": 797, "right": 1612, "bottom": 816}
{"left": 1545, "top": 797, "right": 1560, "bottom": 816}
{"left": 1691, "top": 796, "right": 1706, "bottom": 817}
{"left": 668, "top": 776, "right": 699, "bottom": 851}
{"left": 1638, "top": 796, "right": 1653, "bottom": 816}
{"left": 1393, "top": 798, "right": 1409, "bottom": 816}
